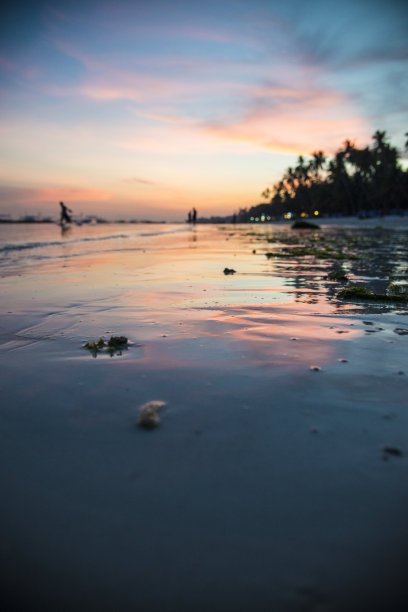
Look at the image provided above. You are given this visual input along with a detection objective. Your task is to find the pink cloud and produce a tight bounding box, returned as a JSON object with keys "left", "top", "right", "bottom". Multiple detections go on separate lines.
{"left": 0, "top": 55, "right": 40, "bottom": 81}
{"left": 52, "top": 40, "right": 104, "bottom": 72}
{"left": 203, "top": 113, "right": 370, "bottom": 155}
{"left": 0, "top": 185, "right": 112, "bottom": 205}
{"left": 47, "top": 69, "right": 247, "bottom": 104}
{"left": 0, "top": 56, "right": 16, "bottom": 71}
{"left": 199, "top": 81, "right": 371, "bottom": 154}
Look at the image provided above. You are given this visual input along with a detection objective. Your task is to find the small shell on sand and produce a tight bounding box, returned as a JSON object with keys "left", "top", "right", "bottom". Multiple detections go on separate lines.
{"left": 138, "top": 401, "right": 166, "bottom": 429}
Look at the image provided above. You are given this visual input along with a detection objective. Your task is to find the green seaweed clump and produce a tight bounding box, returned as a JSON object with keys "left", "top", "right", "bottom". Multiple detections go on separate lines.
{"left": 266, "top": 247, "right": 359, "bottom": 260}
{"left": 338, "top": 286, "right": 408, "bottom": 302}
{"left": 327, "top": 269, "right": 348, "bottom": 281}
{"left": 107, "top": 336, "right": 128, "bottom": 349}
{"left": 338, "top": 286, "right": 373, "bottom": 299}
{"left": 84, "top": 337, "right": 105, "bottom": 351}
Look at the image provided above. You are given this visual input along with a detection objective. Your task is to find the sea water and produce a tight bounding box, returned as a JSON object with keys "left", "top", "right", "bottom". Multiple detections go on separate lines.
{"left": 0, "top": 222, "right": 189, "bottom": 271}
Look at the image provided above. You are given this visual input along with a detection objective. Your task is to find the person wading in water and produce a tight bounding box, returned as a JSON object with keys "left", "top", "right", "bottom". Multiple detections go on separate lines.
{"left": 59, "top": 201, "right": 73, "bottom": 225}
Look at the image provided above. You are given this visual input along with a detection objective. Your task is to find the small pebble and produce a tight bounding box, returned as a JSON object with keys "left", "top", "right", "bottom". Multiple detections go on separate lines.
{"left": 383, "top": 446, "right": 403, "bottom": 456}
{"left": 338, "top": 358, "right": 348, "bottom": 363}
{"left": 310, "top": 365, "right": 321, "bottom": 371}
{"left": 397, "top": 371, "right": 405, "bottom": 375}
{"left": 394, "top": 328, "right": 408, "bottom": 335}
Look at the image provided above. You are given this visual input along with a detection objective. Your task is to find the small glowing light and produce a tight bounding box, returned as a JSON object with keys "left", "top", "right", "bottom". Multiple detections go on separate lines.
{"left": 284, "top": 212, "right": 292, "bottom": 219}
{"left": 314, "top": 210, "right": 319, "bottom": 216}
{"left": 255, "top": 217, "right": 259, "bottom": 222}
{"left": 266, "top": 216, "right": 271, "bottom": 221}
{"left": 300, "top": 212, "right": 309, "bottom": 218}
{"left": 261, "top": 215, "right": 265, "bottom": 222}
{"left": 250, "top": 216, "right": 254, "bottom": 221}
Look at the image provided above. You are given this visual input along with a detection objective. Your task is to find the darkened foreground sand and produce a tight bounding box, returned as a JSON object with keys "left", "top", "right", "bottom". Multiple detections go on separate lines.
{"left": 1, "top": 221, "right": 408, "bottom": 611}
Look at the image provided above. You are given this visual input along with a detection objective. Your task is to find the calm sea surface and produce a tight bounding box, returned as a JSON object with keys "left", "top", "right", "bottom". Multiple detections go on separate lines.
{"left": 0, "top": 222, "right": 189, "bottom": 270}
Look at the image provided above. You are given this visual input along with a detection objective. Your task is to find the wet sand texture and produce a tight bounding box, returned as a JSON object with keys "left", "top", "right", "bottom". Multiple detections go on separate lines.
{"left": 1, "top": 220, "right": 408, "bottom": 611}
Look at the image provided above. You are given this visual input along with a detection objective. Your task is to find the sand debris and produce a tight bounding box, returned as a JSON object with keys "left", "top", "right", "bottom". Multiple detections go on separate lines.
{"left": 223, "top": 267, "right": 236, "bottom": 275}
{"left": 394, "top": 328, "right": 408, "bottom": 336}
{"left": 138, "top": 400, "right": 166, "bottom": 430}
{"left": 309, "top": 365, "right": 321, "bottom": 371}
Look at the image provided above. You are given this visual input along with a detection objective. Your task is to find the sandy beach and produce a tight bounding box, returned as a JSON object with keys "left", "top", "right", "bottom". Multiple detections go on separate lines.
{"left": 1, "top": 218, "right": 408, "bottom": 611}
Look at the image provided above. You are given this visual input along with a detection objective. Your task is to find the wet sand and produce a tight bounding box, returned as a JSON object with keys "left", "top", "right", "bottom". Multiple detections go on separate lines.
{"left": 1, "top": 219, "right": 408, "bottom": 611}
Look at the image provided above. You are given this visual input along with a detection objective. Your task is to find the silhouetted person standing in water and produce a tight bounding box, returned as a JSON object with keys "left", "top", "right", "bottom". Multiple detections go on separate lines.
{"left": 192, "top": 207, "right": 197, "bottom": 224}
{"left": 59, "top": 201, "right": 72, "bottom": 225}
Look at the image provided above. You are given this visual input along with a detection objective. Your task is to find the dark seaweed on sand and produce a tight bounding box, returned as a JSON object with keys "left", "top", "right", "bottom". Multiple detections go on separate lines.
{"left": 338, "top": 286, "right": 408, "bottom": 302}
{"left": 327, "top": 269, "right": 348, "bottom": 281}
{"left": 107, "top": 336, "right": 128, "bottom": 349}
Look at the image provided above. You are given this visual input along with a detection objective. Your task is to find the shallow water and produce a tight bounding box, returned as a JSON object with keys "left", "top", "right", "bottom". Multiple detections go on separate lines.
{"left": 0, "top": 222, "right": 190, "bottom": 270}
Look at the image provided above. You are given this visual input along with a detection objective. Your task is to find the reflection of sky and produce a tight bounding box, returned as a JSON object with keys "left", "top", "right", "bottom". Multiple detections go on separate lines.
{"left": 2, "top": 221, "right": 405, "bottom": 376}
{"left": 1, "top": 0, "right": 407, "bottom": 220}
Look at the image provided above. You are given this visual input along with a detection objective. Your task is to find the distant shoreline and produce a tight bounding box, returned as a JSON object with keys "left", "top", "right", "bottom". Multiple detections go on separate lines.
{"left": 0, "top": 218, "right": 55, "bottom": 224}
{"left": 1, "top": 212, "right": 408, "bottom": 227}
{"left": 0, "top": 218, "right": 168, "bottom": 225}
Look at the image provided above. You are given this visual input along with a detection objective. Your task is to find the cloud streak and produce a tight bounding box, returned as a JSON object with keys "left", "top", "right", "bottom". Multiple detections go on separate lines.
{"left": 0, "top": 186, "right": 112, "bottom": 204}
{"left": 122, "top": 177, "right": 160, "bottom": 186}
{"left": 45, "top": 40, "right": 370, "bottom": 155}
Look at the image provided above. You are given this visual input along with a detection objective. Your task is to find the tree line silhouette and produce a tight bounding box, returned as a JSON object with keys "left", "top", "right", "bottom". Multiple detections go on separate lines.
{"left": 237, "top": 130, "right": 408, "bottom": 222}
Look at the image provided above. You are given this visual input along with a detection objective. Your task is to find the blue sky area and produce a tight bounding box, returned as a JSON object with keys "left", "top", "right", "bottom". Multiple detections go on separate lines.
{"left": 1, "top": 0, "right": 407, "bottom": 220}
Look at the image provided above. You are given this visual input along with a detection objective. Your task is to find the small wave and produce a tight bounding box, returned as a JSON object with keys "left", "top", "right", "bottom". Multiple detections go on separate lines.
{"left": 139, "top": 226, "right": 190, "bottom": 237}
{"left": 0, "top": 246, "right": 147, "bottom": 268}
{"left": 0, "top": 233, "right": 131, "bottom": 253}
{"left": 0, "top": 225, "right": 190, "bottom": 254}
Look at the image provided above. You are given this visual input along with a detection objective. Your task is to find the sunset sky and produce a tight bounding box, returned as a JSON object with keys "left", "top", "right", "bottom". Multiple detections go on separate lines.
{"left": 1, "top": 0, "right": 407, "bottom": 221}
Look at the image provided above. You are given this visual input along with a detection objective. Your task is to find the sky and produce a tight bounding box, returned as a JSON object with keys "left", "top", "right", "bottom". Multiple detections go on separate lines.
{"left": 0, "top": 0, "right": 407, "bottom": 221}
